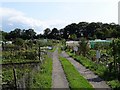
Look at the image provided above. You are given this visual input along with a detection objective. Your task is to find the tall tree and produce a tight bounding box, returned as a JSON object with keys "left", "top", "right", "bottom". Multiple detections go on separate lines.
{"left": 63, "top": 23, "right": 78, "bottom": 39}
{"left": 20, "top": 29, "right": 36, "bottom": 40}
{"left": 8, "top": 28, "right": 22, "bottom": 40}
{"left": 109, "top": 39, "right": 120, "bottom": 80}
{"left": 43, "top": 28, "right": 51, "bottom": 38}
{"left": 1, "top": 31, "right": 9, "bottom": 41}
{"left": 49, "top": 28, "right": 59, "bottom": 39}
{"left": 77, "top": 22, "right": 89, "bottom": 38}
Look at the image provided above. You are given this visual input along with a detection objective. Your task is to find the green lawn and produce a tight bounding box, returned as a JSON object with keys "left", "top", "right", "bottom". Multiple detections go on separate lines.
{"left": 59, "top": 56, "right": 94, "bottom": 90}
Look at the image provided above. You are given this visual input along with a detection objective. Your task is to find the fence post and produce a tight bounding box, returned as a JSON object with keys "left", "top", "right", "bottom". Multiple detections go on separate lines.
{"left": 38, "top": 45, "right": 41, "bottom": 61}
{"left": 13, "top": 68, "right": 17, "bottom": 90}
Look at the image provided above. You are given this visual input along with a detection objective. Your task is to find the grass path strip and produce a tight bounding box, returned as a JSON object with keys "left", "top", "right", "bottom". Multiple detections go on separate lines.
{"left": 59, "top": 56, "right": 94, "bottom": 90}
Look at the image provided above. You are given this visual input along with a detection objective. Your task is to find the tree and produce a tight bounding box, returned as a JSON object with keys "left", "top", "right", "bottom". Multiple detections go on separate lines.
{"left": 95, "top": 28, "right": 104, "bottom": 39}
{"left": 77, "top": 22, "right": 89, "bottom": 38}
{"left": 109, "top": 39, "right": 120, "bottom": 80}
{"left": 1, "top": 21, "right": 120, "bottom": 41}
{"left": 59, "top": 29, "right": 64, "bottom": 39}
{"left": 25, "top": 29, "right": 36, "bottom": 39}
{"left": 68, "top": 34, "right": 77, "bottom": 40}
{"left": 49, "top": 28, "right": 59, "bottom": 39}
{"left": 20, "top": 29, "right": 36, "bottom": 40}
{"left": 63, "top": 23, "right": 78, "bottom": 39}
{"left": 13, "top": 38, "right": 24, "bottom": 46}
{"left": 78, "top": 37, "right": 90, "bottom": 56}
{"left": 85, "top": 22, "right": 101, "bottom": 39}
{"left": 1, "top": 31, "right": 9, "bottom": 41}
{"left": 12, "top": 38, "right": 24, "bottom": 50}
{"left": 36, "top": 34, "right": 44, "bottom": 39}
{"left": 8, "top": 28, "right": 22, "bottom": 40}
{"left": 43, "top": 28, "right": 51, "bottom": 38}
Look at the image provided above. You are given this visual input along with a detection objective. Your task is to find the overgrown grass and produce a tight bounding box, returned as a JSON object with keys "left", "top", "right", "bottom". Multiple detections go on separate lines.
{"left": 59, "top": 56, "right": 93, "bottom": 90}
{"left": 67, "top": 51, "right": 120, "bottom": 89}
{"left": 58, "top": 45, "right": 62, "bottom": 54}
{"left": 75, "top": 55, "right": 106, "bottom": 76}
{"left": 31, "top": 55, "right": 52, "bottom": 88}
{"left": 2, "top": 64, "right": 33, "bottom": 84}
{"left": 2, "top": 59, "right": 40, "bottom": 64}
{"left": 67, "top": 51, "right": 108, "bottom": 76}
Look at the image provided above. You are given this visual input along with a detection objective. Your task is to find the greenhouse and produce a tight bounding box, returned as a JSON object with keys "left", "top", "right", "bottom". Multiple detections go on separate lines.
{"left": 89, "top": 39, "right": 112, "bottom": 48}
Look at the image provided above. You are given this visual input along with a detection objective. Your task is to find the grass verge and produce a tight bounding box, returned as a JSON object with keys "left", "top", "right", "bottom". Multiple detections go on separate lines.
{"left": 31, "top": 55, "right": 52, "bottom": 88}
{"left": 58, "top": 45, "right": 62, "bottom": 54}
{"left": 59, "top": 56, "right": 94, "bottom": 90}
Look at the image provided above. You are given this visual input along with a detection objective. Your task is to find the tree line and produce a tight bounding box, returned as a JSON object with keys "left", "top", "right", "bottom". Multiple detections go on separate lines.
{"left": 1, "top": 22, "right": 120, "bottom": 41}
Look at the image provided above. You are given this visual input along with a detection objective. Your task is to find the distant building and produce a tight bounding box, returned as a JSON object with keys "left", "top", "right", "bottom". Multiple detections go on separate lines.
{"left": 0, "top": 41, "right": 12, "bottom": 45}
{"left": 66, "top": 41, "right": 79, "bottom": 47}
{"left": 89, "top": 39, "right": 112, "bottom": 48}
{"left": 66, "top": 39, "right": 112, "bottom": 49}
{"left": 6, "top": 41, "right": 12, "bottom": 44}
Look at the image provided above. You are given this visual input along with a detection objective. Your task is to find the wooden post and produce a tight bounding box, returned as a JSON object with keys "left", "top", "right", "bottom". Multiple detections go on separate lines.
{"left": 13, "top": 68, "right": 17, "bottom": 90}
{"left": 38, "top": 45, "right": 41, "bottom": 61}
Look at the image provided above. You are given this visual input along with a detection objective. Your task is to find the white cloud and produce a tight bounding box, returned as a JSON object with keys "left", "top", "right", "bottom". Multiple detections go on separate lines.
{"left": 0, "top": 7, "right": 69, "bottom": 34}
{"left": 0, "top": 7, "right": 24, "bottom": 17}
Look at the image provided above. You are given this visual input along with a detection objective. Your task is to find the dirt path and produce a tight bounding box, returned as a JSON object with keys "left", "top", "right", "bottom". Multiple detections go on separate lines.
{"left": 61, "top": 51, "right": 111, "bottom": 90}
{"left": 52, "top": 48, "right": 69, "bottom": 88}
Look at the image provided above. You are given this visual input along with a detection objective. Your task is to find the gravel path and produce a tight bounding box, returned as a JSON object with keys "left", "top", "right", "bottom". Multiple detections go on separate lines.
{"left": 61, "top": 51, "right": 111, "bottom": 90}
{"left": 52, "top": 48, "right": 69, "bottom": 88}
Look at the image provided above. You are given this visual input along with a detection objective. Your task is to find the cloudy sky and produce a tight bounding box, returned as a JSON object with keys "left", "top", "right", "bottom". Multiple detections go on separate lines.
{"left": 0, "top": 0, "right": 119, "bottom": 34}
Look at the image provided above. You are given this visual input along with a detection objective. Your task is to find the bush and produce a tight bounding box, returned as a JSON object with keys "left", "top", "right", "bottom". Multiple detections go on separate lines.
{"left": 2, "top": 50, "right": 38, "bottom": 60}
{"left": 19, "top": 50, "right": 37, "bottom": 60}
{"left": 24, "top": 50, "right": 37, "bottom": 60}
